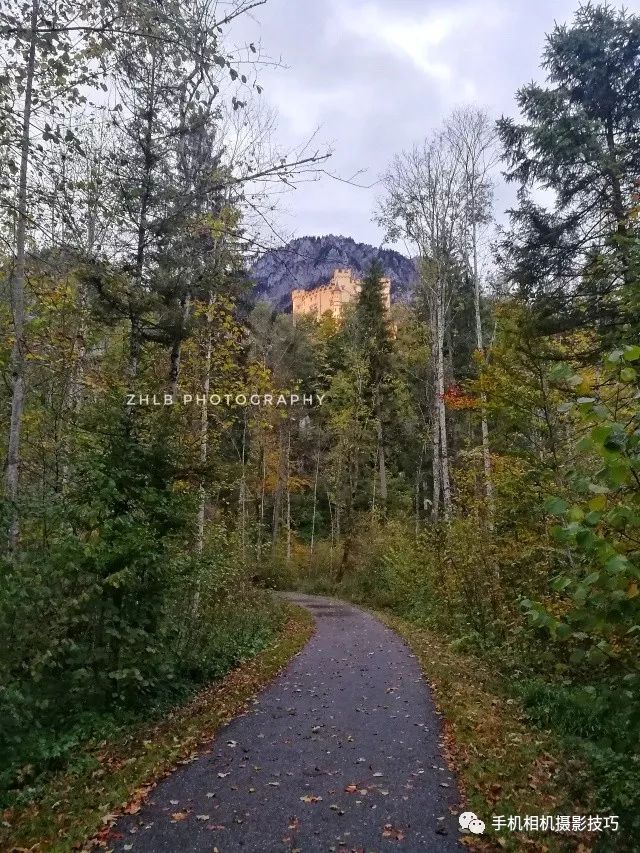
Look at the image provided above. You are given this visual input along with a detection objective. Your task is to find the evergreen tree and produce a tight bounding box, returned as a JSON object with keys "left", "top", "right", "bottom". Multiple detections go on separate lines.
{"left": 355, "top": 261, "right": 392, "bottom": 384}
{"left": 355, "top": 260, "right": 393, "bottom": 512}
{"left": 498, "top": 3, "right": 640, "bottom": 339}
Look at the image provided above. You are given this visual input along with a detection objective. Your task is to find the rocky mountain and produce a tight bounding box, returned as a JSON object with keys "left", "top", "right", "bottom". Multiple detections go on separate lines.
{"left": 249, "top": 235, "right": 417, "bottom": 310}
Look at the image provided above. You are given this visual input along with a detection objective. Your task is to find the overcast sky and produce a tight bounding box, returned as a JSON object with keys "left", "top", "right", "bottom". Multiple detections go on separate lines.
{"left": 237, "top": 0, "right": 584, "bottom": 248}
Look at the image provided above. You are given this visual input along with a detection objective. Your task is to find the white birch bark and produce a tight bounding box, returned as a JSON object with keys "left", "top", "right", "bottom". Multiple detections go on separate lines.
{"left": 436, "top": 279, "right": 452, "bottom": 517}
{"left": 472, "top": 216, "right": 494, "bottom": 522}
{"left": 446, "top": 107, "right": 497, "bottom": 519}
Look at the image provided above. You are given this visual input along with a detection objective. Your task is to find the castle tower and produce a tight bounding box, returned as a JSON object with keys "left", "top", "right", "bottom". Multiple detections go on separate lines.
{"left": 292, "top": 268, "right": 391, "bottom": 320}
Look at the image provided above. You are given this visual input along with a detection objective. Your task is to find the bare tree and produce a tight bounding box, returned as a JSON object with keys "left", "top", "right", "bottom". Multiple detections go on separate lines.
{"left": 446, "top": 107, "right": 498, "bottom": 521}
{"left": 378, "top": 133, "right": 464, "bottom": 519}
{"left": 1, "top": 0, "right": 111, "bottom": 552}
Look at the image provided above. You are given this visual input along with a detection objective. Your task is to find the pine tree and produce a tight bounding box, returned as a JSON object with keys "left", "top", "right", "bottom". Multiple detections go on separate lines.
{"left": 355, "top": 260, "right": 393, "bottom": 511}
{"left": 498, "top": 3, "right": 640, "bottom": 339}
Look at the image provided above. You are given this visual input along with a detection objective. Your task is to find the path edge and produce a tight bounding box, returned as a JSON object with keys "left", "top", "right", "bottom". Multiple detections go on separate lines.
{"left": 3, "top": 603, "right": 315, "bottom": 853}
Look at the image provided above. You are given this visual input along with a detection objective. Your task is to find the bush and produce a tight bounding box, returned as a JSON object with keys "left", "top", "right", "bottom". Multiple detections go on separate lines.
{"left": 0, "top": 408, "right": 284, "bottom": 805}
{"left": 516, "top": 678, "right": 640, "bottom": 845}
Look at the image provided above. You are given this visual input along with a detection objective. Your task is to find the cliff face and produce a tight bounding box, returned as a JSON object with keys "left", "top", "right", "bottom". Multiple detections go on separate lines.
{"left": 249, "top": 235, "right": 417, "bottom": 309}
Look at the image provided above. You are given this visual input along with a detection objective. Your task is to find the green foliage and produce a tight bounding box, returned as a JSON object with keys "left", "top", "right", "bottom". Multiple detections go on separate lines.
{"left": 0, "top": 399, "right": 283, "bottom": 805}
{"left": 517, "top": 679, "right": 635, "bottom": 748}
{"left": 517, "top": 678, "right": 640, "bottom": 843}
{"left": 523, "top": 346, "right": 640, "bottom": 672}
{"left": 497, "top": 3, "right": 640, "bottom": 336}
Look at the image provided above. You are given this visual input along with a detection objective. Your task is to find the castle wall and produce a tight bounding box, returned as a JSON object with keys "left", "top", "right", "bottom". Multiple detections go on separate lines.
{"left": 291, "top": 267, "right": 391, "bottom": 320}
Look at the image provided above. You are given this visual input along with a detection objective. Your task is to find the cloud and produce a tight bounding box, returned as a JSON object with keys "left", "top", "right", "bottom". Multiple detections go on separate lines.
{"left": 333, "top": 0, "right": 509, "bottom": 91}
{"left": 335, "top": 3, "right": 455, "bottom": 81}
{"left": 234, "top": 0, "right": 583, "bottom": 246}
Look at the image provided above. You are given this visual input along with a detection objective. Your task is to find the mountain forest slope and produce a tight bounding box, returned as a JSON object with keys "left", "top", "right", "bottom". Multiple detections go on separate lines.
{"left": 250, "top": 234, "right": 417, "bottom": 308}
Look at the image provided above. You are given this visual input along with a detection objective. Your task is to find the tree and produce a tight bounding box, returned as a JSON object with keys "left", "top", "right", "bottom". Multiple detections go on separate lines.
{"left": 378, "top": 132, "right": 465, "bottom": 519}
{"left": 0, "top": 0, "right": 113, "bottom": 551}
{"left": 446, "top": 107, "right": 498, "bottom": 520}
{"left": 354, "top": 260, "right": 393, "bottom": 509}
{"left": 497, "top": 2, "right": 640, "bottom": 339}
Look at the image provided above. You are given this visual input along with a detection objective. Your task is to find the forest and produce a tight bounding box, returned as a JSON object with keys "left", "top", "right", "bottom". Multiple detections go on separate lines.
{"left": 1, "top": 1, "right": 639, "bottom": 850}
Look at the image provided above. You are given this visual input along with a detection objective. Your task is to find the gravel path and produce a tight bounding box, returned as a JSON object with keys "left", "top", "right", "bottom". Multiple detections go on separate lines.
{"left": 111, "top": 594, "right": 462, "bottom": 852}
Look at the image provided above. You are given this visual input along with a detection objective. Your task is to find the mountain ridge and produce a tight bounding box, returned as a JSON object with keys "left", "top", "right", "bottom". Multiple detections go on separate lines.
{"left": 249, "top": 234, "right": 417, "bottom": 310}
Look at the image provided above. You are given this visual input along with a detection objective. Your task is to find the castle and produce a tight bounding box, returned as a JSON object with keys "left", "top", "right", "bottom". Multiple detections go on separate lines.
{"left": 291, "top": 268, "right": 391, "bottom": 320}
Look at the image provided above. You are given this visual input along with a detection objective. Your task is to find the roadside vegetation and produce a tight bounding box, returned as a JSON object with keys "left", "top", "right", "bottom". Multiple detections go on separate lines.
{"left": 0, "top": 606, "right": 313, "bottom": 851}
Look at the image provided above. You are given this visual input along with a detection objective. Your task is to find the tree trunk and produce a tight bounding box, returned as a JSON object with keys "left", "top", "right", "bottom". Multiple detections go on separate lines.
{"left": 257, "top": 441, "right": 266, "bottom": 563}
{"left": 61, "top": 281, "right": 88, "bottom": 491}
{"left": 239, "top": 412, "right": 247, "bottom": 565}
{"left": 338, "top": 448, "right": 359, "bottom": 580}
{"left": 285, "top": 424, "right": 291, "bottom": 564}
{"left": 430, "top": 307, "right": 441, "bottom": 522}
{"left": 129, "top": 50, "right": 157, "bottom": 381}
{"left": 169, "top": 293, "right": 191, "bottom": 397}
{"left": 415, "top": 443, "right": 424, "bottom": 538}
{"left": 370, "top": 458, "right": 376, "bottom": 517}
{"left": 5, "top": 0, "right": 39, "bottom": 554}
{"left": 193, "top": 290, "right": 213, "bottom": 617}
{"left": 310, "top": 449, "right": 320, "bottom": 557}
{"left": 436, "top": 279, "right": 452, "bottom": 517}
{"left": 375, "top": 400, "right": 387, "bottom": 509}
{"left": 327, "top": 490, "right": 334, "bottom": 569}
{"left": 604, "top": 116, "right": 632, "bottom": 286}
{"left": 471, "top": 219, "right": 494, "bottom": 522}
{"left": 272, "top": 425, "right": 283, "bottom": 548}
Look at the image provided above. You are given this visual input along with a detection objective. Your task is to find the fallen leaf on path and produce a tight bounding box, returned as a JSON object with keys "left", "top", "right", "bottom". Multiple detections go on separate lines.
{"left": 382, "top": 823, "right": 406, "bottom": 841}
{"left": 170, "top": 810, "right": 189, "bottom": 822}
{"left": 300, "top": 794, "right": 322, "bottom": 803}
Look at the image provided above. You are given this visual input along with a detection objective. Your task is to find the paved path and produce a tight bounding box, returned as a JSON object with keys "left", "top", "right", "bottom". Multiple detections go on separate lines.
{"left": 111, "top": 594, "right": 462, "bottom": 852}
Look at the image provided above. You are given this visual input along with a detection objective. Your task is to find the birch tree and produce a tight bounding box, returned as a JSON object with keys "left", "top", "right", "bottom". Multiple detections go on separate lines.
{"left": 378, "top": 133, "right": 464, "bottom": 519}
{"left": 0, "top": 0, "right": 114, "bottom": 551}
{"left": 446, "top": 107, "right": 498, "bottom": 519}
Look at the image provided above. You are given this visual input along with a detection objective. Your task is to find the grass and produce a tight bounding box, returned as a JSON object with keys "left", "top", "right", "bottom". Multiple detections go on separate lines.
{"left": 376, "top": 611, "right": 602, "bottom": 853}
{"left": 0, "top": 603, "right": 314, "bottom": 853}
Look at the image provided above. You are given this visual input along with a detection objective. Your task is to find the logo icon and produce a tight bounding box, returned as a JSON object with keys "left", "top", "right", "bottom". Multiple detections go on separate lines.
{"left": 459, "top": 811, "right": 485, "bottom": 834}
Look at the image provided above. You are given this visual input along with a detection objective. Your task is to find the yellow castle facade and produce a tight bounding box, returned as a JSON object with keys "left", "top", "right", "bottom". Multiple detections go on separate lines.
{"left": 291, "top": 267, "right": 391, "bottom": 320}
